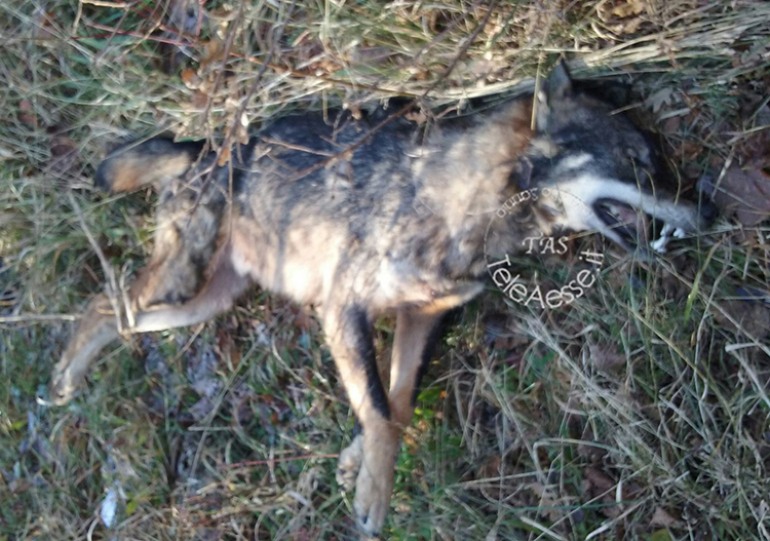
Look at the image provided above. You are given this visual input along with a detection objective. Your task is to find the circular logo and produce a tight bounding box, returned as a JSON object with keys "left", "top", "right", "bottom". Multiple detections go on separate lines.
{"left": 483, "top": 187, "right": 604, "bottom": 310}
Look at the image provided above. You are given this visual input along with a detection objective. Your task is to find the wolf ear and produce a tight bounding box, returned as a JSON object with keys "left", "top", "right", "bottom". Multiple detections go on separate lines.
{"left": 535, "top": 59, "right": 573, "bottom": 133}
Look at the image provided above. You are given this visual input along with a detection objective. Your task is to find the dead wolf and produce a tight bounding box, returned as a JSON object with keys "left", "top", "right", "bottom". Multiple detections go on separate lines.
{"left": 49, "top": 62, "right": 714, "bottom": 537}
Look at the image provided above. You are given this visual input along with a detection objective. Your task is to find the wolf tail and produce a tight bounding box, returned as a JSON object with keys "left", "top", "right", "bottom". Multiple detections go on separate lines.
{"left": 95, "top": 137, "right": 205, "bottom": 192}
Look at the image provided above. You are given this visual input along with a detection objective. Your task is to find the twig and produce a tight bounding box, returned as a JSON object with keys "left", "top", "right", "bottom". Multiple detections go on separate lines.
{"left": 67, "top": 192, "right": 128, "bottom": 335}
{"left": 0, "top": 314, "right": 79, "bottom": 323}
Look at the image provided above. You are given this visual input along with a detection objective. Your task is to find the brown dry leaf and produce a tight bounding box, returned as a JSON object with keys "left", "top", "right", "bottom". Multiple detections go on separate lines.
{"left": 405, "top": 109, "right": 428, "bottom": 125}
{"left": 50, "top": 134, "right": 77, "bottom": 158}
{"left": 582, "top": 466, "right": 623, "bottom": 518}
{"left": 47, "top": 133, "right": 80, "bottom": 177}
{"left": 478, "top": 454, "right": 502, "bottom": 478}
{"left": 578, "top": 425, "right": 608, "bottom": 463}
{"left": 181, "top": 67, "right": 200, "bottom": 89}
{"left": 583, "top": 466, "right": 615, "bottom": 494}
{"left": 159, "top": 0, "right": 208, "bottom": 75}
{"left": 596, "top": 0, "right": 647, "bottom": 34}
{"left": 608, "top": 0, "right": 645, "bottom": 18}
{"left": 18, "top": 100, "right": 38, "bottom": 128}
{"left": 526, "top": 482, "right": 563, "bottom": 522}
{"left": 713, "top": 299, "right": 770, "bottom": 340}
{"left": 199, "top": 38, "right": 226, "bottom": 71}
{"left": 588, "top": 343, "right": 626, "bottom": 372}
{"left": 168, "top": 0, "right": 205, "bottom": 34}
{"left": 216, "top": 145, "right": 231, "bottom": 167}
{"left": 31, "top": 7, "right": 56, "bottom": 40}
{"left": 738, "top": 104, "right": 770, "bottom": 159}
{"left": 711, "top": 160, "right": 770, "bottom": 226}
{"left": 650, "top": 506, "right": 684, "bottom": 529}
{"left": 192, "top": 90, "right": 209, "bottom": 109}
{"left": 291, "top": 306, "right": 318, "bottom": 335}
{"left": 476, "top": 454, "right": 505, "bottom": 501}
{"left": 217, "top": 328, "right": 241, "bottom": 370}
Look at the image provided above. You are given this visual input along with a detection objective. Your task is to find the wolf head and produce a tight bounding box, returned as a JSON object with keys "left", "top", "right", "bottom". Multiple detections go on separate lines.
{"left": 526, "top": 61, "right": 716, "bottom": 254}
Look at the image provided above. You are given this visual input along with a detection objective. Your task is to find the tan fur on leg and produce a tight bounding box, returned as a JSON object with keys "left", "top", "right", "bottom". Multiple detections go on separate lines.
{"left": 50, "top": 247, "right": 249, "bottom": 404}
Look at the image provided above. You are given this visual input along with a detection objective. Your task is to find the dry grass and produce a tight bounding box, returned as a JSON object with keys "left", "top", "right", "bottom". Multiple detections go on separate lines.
{"left": 2, "top": 1, "right": 770, "bottom": 540}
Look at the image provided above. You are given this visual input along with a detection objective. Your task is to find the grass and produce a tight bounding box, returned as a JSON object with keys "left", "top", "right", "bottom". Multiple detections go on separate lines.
{"left": 2, "top": 0, "right": 770, "bottom": 539}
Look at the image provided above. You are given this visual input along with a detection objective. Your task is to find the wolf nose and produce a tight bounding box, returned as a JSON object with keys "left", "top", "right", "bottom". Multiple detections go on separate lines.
{"left": 699, "top": 198, "right": 719, "bottom": 225}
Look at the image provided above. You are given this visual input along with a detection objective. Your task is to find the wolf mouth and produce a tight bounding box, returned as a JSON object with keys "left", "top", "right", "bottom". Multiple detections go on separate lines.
{"left": 594, "top": 198, "right": 641, "bottom": 247}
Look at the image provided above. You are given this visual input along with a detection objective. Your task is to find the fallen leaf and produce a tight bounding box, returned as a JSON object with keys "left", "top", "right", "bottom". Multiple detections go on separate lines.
{"left": 713, "top": 298, "right": 770, "bottom": 339}
{"left": 588, "top": 343, "right": 627, "bottom": 372}
{"left": 168, "top": 0, "right": 205, "bottom": 34}
{"left": 18, "top": 99, "right": 38, "bottom": 128}
{"left": 192, "top": 89, "right": 209, "bottom": 109}
{"left": 596, "top": 0, "right": 648, "bottom": 34}
{"left": 526, "top": 482, "right": 563, "bottom": 522}
{"left": 216, "top": 145, "right": 231, "bottom": 167}
{"left": 47, "top": 132, "right": 81, "bottom": 178}
{"left": 584, "top": 466, "right": 615, "bottom": 494}
{"left": 612, "top": 1, "right": 645, "bottom": 18}
{"left": 181, "top": 67, "right": 200, "bottom": 88}
{"left": 702, "top": 160, "right": 770, "bottom": 226}
{"left": 646, "top": 87, "right": 677, "bottom": 113}
{"left": 650, "top": 506, "right": 684, "bottom": 529}
{"left": 200, "top": 38, "right": 226, "bottom": 70}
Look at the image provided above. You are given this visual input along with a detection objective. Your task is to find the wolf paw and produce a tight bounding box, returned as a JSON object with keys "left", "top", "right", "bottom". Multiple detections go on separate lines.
{"left": 336, "top": 435, "right": 363, "bottom": 492}
{"left": 46, "top": 365, "right": 78, "bottom": 406}
{"left": 353, "top": 458, "right": 394, "bottom": 538}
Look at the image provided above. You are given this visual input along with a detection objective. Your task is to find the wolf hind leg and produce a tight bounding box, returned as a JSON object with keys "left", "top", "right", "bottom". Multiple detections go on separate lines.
{"left": 48, "top": 253, "right": 249, "bottom": 405}
{"left": 48, "top": 293, "right": 121, "bottom": 405}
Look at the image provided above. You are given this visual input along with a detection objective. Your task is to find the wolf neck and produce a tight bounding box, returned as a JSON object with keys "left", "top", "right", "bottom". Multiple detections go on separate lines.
{"left": 416, "top": 97, "right": 538, "bottom": 275}
{"left": 419, "top": 98, "right": 534, "bottom": 217}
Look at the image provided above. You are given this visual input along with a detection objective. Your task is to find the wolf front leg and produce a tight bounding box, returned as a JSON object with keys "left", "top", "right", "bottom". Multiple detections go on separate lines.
{"left": 49, "top": 252, "right": 249, "bottom": 405}
{"left": 387, "top": 308, "right": 444, "bottom": 428}
{"left": 323, "top": 304, "right": 397, "bottom": 537}
{"left": 328, "top": 304, "right": 446, "bottom": 537}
